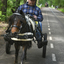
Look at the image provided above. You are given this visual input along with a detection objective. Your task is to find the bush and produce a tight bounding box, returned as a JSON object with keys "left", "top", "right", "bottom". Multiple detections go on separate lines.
{"left": 57, "top": 8, "right": 64, "bottom": 13}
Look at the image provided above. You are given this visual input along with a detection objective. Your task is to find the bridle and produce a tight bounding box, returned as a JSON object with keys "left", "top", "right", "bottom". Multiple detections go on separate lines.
{"left": 11, "top": 25, "right": 21, "bottom": 30}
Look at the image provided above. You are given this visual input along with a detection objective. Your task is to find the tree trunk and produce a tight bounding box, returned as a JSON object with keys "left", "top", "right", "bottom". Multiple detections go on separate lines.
{"left": 1, "top": 0, "right": 7, "bottom": 15}
{"left": 24, "top": 0, "right": 26, "bottom": 3}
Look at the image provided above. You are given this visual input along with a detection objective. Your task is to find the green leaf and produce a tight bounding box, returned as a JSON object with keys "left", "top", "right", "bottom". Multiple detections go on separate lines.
{"left": 0, "top": 11, "right": 2, "bottom": 16}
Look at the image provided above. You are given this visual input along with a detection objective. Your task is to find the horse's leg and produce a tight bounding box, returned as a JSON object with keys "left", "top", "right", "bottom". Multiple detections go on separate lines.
{"left": 23, "top": 46, "right": 27, "bottom": 60}
{"left": 21, "top": 45, "right": 27, "bottom": 64}
{"left": 14, "top": 43, "right": 20, "bottom": 64}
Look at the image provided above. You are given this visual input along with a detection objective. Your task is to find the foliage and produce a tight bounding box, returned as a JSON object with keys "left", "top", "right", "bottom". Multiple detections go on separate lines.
{"left": 0, "top": 0, "right": 24, "bottom": 21}
{"left": 39, "top": 0, "right": 64, "bottom": 7}
{"left": 0, "top": 1, "right": 5, "bottom": 21}
{"left": 0, "top": 1, "right": 3, "bottom": 10}
{"left": 0, "top": 0, "right": 64, "bottom": 22}
{"left": 57, "top": 8, "right": 64, "bottom": 13}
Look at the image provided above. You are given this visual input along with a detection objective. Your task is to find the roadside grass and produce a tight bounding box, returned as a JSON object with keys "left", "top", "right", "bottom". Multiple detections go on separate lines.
{"left": 57, "top": 8, "right": 64, "bottom": 13}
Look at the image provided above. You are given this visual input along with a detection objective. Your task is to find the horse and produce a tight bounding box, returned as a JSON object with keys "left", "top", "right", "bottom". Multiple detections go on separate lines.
{"left": 6, "top": 9, "right": 34, "bottom": 64}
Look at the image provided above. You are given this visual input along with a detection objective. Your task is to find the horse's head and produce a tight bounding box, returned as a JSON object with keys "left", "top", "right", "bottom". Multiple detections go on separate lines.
{"left": 9, "top": 9, "right": 27, "bottom": 35}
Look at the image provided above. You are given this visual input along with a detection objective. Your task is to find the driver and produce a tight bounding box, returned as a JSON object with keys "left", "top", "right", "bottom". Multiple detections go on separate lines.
{"left": 17, "top": 0, "right": 43, "bottom": 48}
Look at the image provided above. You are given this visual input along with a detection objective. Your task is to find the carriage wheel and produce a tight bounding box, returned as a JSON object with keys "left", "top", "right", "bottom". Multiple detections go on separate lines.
{"left": 6, "top": 42, "right": 11, "bottom": 54}
{"left": 42, "top": 33, "right": 47, "bottom": 58}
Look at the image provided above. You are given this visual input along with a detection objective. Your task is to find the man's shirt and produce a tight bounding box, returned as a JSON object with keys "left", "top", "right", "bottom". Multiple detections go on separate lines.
{"left": 17, "top": 2, "right": 43, "bottom": 22}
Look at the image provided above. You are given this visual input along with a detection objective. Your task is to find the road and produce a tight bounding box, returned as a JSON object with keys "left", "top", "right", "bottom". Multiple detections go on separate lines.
{"left": 0, "top": 7, "right": 64, "bottom": 64}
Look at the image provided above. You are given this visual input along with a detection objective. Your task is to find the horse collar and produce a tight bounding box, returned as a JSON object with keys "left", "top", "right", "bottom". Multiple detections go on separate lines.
{"left": 13, "top": 13, "right": 21, "bottom": 16}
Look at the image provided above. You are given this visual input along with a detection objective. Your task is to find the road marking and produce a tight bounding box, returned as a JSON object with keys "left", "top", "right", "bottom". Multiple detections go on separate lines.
{"left": 49, "top": 36, "right": 52, "bottom": 40}
{"left": 49, "top": 32, "right": 51, "bottom": 34}
{"left": 48, "top": 28, "right": 50, "bottom": 30}
{"left": 50, "top": 43, "right": 54, "bottom": 48}
{"left": 52, "top": 54, "right": 56, "bottom": 61}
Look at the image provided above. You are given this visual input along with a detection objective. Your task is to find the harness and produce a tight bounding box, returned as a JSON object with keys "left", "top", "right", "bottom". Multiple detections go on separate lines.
{"left": 25, "top": 14, "right": 35, "bottom": 31}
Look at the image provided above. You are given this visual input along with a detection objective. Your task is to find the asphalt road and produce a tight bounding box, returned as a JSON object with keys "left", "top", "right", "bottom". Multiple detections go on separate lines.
{"left": 0, "top": 7, "right": 64, "bottom": 64}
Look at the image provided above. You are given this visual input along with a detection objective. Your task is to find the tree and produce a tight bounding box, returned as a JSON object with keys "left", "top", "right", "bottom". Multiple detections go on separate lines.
{"left": 15, "top": 0, "right": 20, "bottom": 10}
{"left": 24, "top": 0, "right": 26, "bottom": 3}
{"left": 1, "top": 0, "right": 7, "bottom": 15}
{"left": 12, "top": 0, "right": 20, "bottom": 10}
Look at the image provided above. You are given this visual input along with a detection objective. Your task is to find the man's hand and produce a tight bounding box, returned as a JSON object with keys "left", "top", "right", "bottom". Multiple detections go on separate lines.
{"left": 33, "top": 15, "right": 37, "bottom": 20}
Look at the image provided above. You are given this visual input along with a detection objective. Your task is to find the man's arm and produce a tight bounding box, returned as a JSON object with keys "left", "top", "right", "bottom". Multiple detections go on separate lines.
{"left": 37, "top": 9, "right": 43, "bottom": 22}
{"left": 33, "top": 9, "right": 43, "bottom": 22}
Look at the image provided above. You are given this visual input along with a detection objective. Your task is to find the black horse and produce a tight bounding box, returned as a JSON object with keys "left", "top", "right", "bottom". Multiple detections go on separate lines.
{"left": 4, "top": 9, "right": 48, "bottom": 64}
{"left": 5, "top": 9, "right": 34, "bottom": 64}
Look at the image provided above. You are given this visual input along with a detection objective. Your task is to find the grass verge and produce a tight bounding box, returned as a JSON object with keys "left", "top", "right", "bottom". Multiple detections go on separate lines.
{"left": 57, "top": 8, "right": 64, "bottom": 13}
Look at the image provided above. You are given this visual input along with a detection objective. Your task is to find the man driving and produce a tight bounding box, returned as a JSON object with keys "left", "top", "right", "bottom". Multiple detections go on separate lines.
{"left": 17, "top": 0, "right": 43, "bottom": 48}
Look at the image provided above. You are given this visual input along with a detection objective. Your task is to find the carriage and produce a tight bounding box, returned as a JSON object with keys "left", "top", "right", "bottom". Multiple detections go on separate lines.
{"left": 4, "top": 10, "right": 48, "bottom": 64}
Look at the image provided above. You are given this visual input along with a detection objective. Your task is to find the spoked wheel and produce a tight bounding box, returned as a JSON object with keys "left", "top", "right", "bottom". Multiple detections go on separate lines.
{"left": 42, "top": 33, "right": 48, "bottom": 58}
{"left": 6, "top": 42, "right": 11, "bottom": 54}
